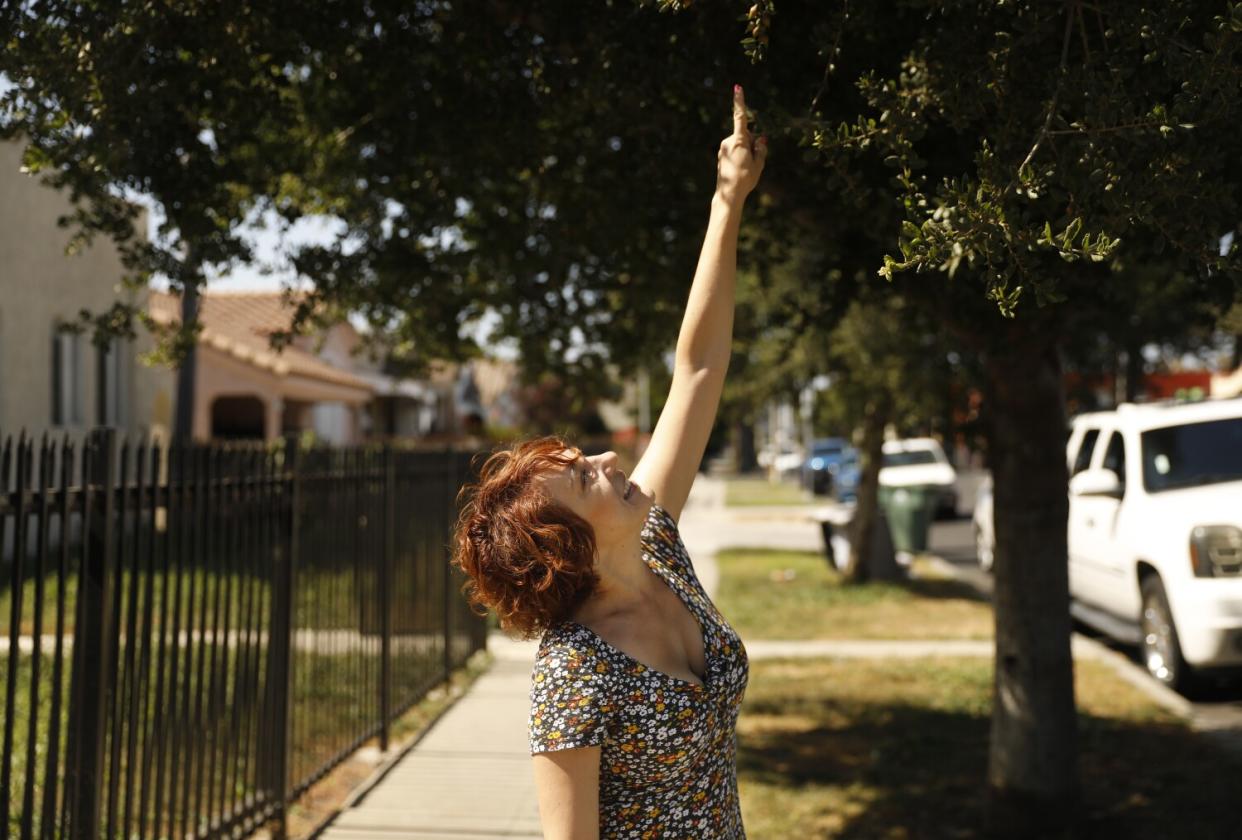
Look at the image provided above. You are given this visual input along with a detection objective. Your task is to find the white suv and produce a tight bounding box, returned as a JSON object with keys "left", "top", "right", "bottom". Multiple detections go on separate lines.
{"left": 976, "top": 397, "right": 1242, "bottom": 691}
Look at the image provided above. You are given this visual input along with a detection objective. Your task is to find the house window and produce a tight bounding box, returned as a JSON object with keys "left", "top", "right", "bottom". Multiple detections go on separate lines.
{"left": 97, "top": 336, "right": 128, "bottom": 427}
{"left": 51, "top": 325, "right": 84, "bottom": 426}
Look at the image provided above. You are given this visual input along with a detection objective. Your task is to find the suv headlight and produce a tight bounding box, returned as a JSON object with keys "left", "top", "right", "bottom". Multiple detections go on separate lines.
{"left": 1190, "top": 525, "right": 1242, "bottom": 577}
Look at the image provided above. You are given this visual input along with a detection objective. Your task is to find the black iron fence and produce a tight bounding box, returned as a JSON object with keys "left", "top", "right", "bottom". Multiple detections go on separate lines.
{"left": 1, "top": 428, "right": 486, "bottom": 839}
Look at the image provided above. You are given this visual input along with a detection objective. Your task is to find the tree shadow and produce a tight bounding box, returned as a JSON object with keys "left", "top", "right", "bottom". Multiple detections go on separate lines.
{"left": 738, "top": 698, "right": 1239, "bottom": 839}
{"left": 902, "top": 576, "right": 991, "bottom": 604}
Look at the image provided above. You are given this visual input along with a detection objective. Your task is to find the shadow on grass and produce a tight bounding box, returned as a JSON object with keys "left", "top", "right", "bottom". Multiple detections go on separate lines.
{"left": 738, "top": 697, "right": 1237, "bottom": 839}
{"left": 902, "top": 575, "right": 990, "bottom": 604}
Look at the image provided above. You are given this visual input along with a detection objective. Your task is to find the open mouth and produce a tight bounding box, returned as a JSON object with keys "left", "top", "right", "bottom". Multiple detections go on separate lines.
{"left": 622, "top": 476, "right": 634, "bottom": 500}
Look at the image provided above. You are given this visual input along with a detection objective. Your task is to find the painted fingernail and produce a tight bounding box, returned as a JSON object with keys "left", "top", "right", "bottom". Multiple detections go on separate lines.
{"left": 759, "top": 135, "right": 768, "bottom": 144}
{"left": 734, "top": 84, "right": 742, "bottom": 94}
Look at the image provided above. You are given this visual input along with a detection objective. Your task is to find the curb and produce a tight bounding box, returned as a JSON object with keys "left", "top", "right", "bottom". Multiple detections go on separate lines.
{"left": 919, "top": 555, "right": 1196, "bottom": 720}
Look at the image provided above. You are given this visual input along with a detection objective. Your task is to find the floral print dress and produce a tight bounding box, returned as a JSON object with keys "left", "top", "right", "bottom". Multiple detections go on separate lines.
{"left": 529, "top": 502, "right": 750, "bottom": 839}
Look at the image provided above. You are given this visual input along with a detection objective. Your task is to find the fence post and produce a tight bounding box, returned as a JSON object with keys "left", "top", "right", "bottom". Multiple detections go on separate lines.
{"left": 65, "top": 427, "right": 117, "bottom": 840}
{"left": 442, "top": 446, "right": 454, "bottom": 682}
{"left": 379, "top": 444, "right": 394, "bottom": 752}
{"left": 266, "top": 434, "right": 300, "bottom": 840}
{"left": 467, "top": 451, "right": 487, "bottom": 655}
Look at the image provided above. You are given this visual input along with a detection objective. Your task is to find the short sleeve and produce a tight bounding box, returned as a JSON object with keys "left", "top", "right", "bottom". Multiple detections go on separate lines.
{"left": 529, "top": 640, "right": 613, "bottom": 754}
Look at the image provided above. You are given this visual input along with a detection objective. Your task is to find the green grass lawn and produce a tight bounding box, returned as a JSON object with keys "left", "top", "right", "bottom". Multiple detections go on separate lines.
{"left": 5, "top": 639, "right": 481, "bottom": 839}
{"left": 715, "top": 548, "right": 994, "bottom": 640}
{"left": 0, "top": 567, "right": 277, "bottom": 637}
{"left": 737, "top": 657, "right": 1233, "bottom": 839}
{"left": 724, "top": 477, "right": 813, "bottom": 507}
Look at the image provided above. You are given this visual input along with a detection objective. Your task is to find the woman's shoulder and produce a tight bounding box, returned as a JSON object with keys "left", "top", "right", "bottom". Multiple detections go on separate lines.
{"left": 640, "top": 500, "right": 682, "bottom": 547}
{"left": 640, "top": 501, "right": 695, "bottom": 574}
{"left": 534, "top": 623, "right": 613, "bottom": 679}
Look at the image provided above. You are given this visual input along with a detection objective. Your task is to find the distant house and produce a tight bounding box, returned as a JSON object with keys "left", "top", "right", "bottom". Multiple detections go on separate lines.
{"left": 150, "top": 290, "right": 358, "bottom": 442}
{"left": 1212, "top": 366, "right": 1242, "bottom": 398}
{"left": 427, "top": 358, "right": 525, "bottom": 437}
{"left": 148, "top": 289, "right": 457, "bottom": 444}
{"left": 0, "top": 138, "right": 168, "bottom": 440}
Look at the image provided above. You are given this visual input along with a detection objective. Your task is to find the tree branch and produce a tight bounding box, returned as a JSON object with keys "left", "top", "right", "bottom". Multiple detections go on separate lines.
{"left": 808, "top": 0, "right": 849, "bottom": 117}
{"left": 1007, "top": 2, "right": 1076, "bottom": 193}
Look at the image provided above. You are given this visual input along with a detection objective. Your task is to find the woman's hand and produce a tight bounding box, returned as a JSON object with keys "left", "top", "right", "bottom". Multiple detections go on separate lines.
{"left": 715, "top": 85, "right": 767, "bottom": 208}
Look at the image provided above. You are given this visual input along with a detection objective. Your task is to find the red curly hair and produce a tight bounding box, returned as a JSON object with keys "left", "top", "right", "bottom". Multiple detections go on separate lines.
{"left": 451, "top": 435, "right": 599, "bottom": 640}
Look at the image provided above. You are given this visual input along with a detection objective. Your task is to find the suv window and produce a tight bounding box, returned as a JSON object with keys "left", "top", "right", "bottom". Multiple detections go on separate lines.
{"left": 1101, "top": 431, "right": 1126, "bottom": 485}
{"left": 1141, "top": 416, "right": 1242, "bottom": 492}
{"left": 1071, "top": 428, "right": 1100, "bottom": 476}
{"left": 882, "top": 450, "right": 938, "bottom": 467}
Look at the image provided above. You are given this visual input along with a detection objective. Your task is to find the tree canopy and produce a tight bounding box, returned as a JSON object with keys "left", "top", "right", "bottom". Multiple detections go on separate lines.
{"left": 2, "top": 1, "right": 757, "bottom": 384}
{"left": 5, "top": 2, "right": 1242, "bottom": 835}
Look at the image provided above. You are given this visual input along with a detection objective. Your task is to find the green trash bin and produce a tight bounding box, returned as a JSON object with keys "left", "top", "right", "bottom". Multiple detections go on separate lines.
{"left": 878, "top": 484, "right": 937, "bottom": 553}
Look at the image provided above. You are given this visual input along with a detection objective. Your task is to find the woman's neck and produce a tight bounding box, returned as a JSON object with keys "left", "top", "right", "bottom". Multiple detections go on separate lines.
{"left": 575, "top": 544, "right": 657, "bottom": 624}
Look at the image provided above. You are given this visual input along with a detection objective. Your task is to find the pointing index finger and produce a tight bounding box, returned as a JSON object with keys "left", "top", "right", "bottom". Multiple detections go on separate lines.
{"left": 733, "top": 84, "right": 749, "bottom": 136}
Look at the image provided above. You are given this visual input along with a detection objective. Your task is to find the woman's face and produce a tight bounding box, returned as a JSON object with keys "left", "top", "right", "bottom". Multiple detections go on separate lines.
{"left": 538, "top": 448, "right": 651, "bottom": 546}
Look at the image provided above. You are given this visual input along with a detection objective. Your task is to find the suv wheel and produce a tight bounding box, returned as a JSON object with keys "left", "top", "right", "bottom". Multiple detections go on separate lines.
{"left": 1139, "top": 575, "right": 1191, "bottom": 692}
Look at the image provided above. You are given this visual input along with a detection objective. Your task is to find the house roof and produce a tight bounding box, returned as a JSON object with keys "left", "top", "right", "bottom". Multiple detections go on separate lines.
{"left": 149, "top": 290, "right": 372, "bottom": 391}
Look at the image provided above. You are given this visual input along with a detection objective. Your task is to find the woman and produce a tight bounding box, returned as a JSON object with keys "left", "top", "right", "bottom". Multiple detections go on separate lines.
{"left": 452, "top": 85, "right": 766, "bottom": 839}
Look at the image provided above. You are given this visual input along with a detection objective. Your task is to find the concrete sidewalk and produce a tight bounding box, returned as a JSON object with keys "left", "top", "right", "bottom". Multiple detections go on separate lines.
{"left": 319, "top": 634, "right": 542, "bottom": 839}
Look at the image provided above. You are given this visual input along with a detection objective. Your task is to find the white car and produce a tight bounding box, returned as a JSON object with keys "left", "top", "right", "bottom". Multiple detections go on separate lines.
{"left": 975, "top": 397, "right": 1242, "bottom": 691}
{"left": 972, "top": 474, "right": 994, "bottom": 572}
{"left": 758, "top": 442, "right": 804, "bottom": 479}
{"left": 880, "top": 437, "right": 959, "bottom": 517}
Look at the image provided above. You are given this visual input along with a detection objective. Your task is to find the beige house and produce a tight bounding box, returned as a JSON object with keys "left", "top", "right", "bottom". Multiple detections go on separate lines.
{"left": 0, "top": 138, "right": 169, "bottom": 441}
{"left": 1, "top": 135, "right": 510, "bottom": 445}
{"left": 148, "top": 289, "right": 468, "bottom": 443}
{"left": 149, "top": 290, "right": 382, "bottom": 443}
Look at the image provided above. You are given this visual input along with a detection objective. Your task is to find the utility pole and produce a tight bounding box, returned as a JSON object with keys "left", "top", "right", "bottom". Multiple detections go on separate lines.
{"left": 172, "top": 276, "right": 199, "bottom": 442}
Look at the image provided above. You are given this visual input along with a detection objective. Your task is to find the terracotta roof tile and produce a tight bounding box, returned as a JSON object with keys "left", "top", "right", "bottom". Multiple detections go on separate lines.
{"left": 149, "top": 290, "right": 372, "bottom": 391}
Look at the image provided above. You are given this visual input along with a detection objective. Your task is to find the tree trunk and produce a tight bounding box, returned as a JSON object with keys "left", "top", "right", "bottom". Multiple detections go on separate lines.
{"left": 845, "top": 394, "right": 889, "bottom": 583}
{"left": 173, "top": 279, "right": 199, "bottom": 443}
{"left": 733, "top": 418, "right": 758, "bottom": 473}
{"left": 983, "top": 332, "right": 1079, "bottom": 835}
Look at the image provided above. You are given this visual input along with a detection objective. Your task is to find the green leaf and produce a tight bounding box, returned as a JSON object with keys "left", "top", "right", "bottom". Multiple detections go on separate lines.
{"left": 1061, "top": 218, "right": 1083, "bottom": 248}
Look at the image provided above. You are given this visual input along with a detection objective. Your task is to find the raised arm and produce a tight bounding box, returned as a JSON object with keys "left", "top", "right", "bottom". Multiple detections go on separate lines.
{"left": 630, "top": 86, "right": 766, "bottom": 522}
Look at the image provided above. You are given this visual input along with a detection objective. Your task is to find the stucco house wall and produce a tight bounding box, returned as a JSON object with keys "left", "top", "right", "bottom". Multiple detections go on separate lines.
{"left": 0, "top": 138, "right": 173, "bottom": 442}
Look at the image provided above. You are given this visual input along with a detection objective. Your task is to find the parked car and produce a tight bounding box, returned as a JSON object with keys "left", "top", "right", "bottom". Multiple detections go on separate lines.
{"left": 829, "top": 449, "right": 862, "bottom": 503}
{"left": 973, "top": 397, "right": 1242, "bottom": 691}
{"left": 972, "top": 473, "right": 994, "bottom": 572}
{"left": 880, "top": 438, "right": 959, "bottom": 518}
{"left": 803, "top": 437, "right": 854, "bottom": 496}
{"left": 758, "top": 442, "right": 805, "bottom": 480}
